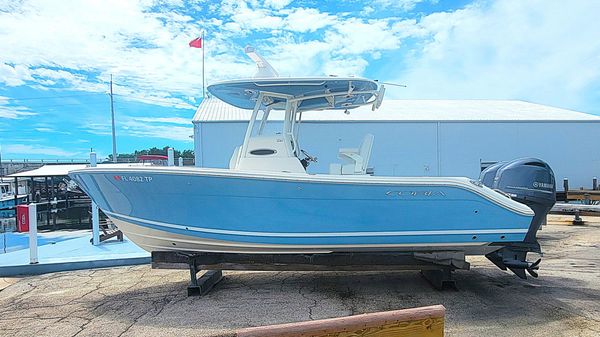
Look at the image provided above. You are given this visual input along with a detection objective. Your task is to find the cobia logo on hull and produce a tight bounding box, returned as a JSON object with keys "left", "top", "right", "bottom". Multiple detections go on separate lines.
{"left": 113, "top": 175, "right": 153, "bottom": 182}
{"left": 385, "top": 190, "right": 446, "bottom": 197}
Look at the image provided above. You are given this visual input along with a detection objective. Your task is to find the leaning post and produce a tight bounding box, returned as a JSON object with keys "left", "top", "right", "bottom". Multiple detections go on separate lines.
{"left": 90, "top": 152, "right": 100, "bottom": 246}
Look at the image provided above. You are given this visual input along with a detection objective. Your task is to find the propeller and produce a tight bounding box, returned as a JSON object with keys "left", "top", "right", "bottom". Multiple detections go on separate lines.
{"left": 526, "top": 258, "right": 542, "bottom": 278}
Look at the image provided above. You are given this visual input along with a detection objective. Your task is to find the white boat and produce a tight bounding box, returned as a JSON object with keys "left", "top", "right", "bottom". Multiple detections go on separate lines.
{"left": 69, "top": 76, "right": 556, "bottom": 279}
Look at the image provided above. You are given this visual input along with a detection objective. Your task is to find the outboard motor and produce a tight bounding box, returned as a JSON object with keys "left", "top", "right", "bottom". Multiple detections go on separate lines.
{"left": 480, "top": 158, "right": 556, "bottom": 279}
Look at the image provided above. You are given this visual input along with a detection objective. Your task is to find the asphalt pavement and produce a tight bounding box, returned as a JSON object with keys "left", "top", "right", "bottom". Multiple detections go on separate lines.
{"left": 0, "top": 215, "right": 598, "bottom": 337}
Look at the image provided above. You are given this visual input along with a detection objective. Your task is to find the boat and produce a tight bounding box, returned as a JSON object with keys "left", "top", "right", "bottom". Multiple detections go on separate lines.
{"left": 0, "top": 179, "right": 27, "bottom": 219}
{"left": 69, "top": 76, "right": 556, "bottom": 279}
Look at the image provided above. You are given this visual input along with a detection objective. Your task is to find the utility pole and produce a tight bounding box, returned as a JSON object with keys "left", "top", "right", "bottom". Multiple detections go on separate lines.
{"left": 202, "top": 30, "right": 205, "bottom": 98}
{"left": 0, "top": 143, "right": 3, "bottom": 177}
{"left": 110, "top": 74, "right": 117, "bottom": 163}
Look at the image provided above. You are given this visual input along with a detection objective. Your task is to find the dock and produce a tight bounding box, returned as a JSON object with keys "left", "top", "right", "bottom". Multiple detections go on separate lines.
{"left": 0, "top": 234, "right": 149, "bottom": 276}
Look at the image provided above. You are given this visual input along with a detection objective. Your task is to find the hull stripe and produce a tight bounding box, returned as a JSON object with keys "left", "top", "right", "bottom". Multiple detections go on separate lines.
{"left": 104, "top": 210, "right": 528, "bottom": 238}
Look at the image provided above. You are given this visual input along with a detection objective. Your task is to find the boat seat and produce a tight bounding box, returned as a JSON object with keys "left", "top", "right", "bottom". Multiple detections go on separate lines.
{"left": 329, "top": 134, "right": 374, "bottom": 175}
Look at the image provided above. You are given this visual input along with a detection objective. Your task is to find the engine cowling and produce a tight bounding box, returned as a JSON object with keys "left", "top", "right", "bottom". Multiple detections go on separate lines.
{"left": 480, "top": 157, "right": 556, "bottom": 243}
{"left": 479, "top": 158, "right": 556, "bottom": 279}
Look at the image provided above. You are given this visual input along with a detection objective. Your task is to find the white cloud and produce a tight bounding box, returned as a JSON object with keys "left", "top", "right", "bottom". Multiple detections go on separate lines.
{"left": 373, "top": 0, "right": 430, "bottom": 11}
{"left": 0, "top": 0, "right": 411, "bottom": 102}
{"left": 0, "top": 64, "right": 34, "bottom": 86}
{"left": 3, "top": 144, "right": 78, "bottom": 157}
{"left": 388, "top": 0, "right": 600, "bottom": 113}
{"left": 220, "top": 0, "right": 284, "bottom": 31}
{"left": 120, "top": 118, "right": 193, "bottom": 141}
{"left": 323, "top": 57, "right": 369, "bottom": 77}
{"left": 361, "top": 6, "right": 375, "bottom": 16}
{"left": 83, "top": 122, "right": 112, "bottom": 136}
{"left": 283, "top": 8, "right": 337, "bottom": 33}
{"left": 264, "top": 0, "right": 292, "bottom": 10}
{"left": 326, "top": 18, "right": 402, "bottom": 55}
{"left": 33, "top": 127, "right": 71, "bottom": 134}
{"left": 83, "top": 115, "right": 193, "bottom": 141}
{"left": 132, "top": 116, "right": 192, "bottom": 125}
{"left": 2, "top": 0, "right": 596, "bottom": 118}
{"left": 248, "top": 13, "right": 409, "bottom": 77}
{"left": 0, "top": 0, "right": 219, "bottom": 101}
{"left": 0, "top": 96, "right": 37, "bottom": 119}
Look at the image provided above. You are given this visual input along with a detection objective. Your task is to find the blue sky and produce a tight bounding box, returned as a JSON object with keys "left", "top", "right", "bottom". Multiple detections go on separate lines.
{"left": 1, "top": 0, "right": 599, "bottom": 160}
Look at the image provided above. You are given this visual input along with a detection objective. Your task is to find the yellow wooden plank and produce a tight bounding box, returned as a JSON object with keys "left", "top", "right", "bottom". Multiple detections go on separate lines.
{"left": 236, "top": 305, "right": 445, "bottom": 337}
{"left": 321, "top": 317, "right": 444, "bottom": 337}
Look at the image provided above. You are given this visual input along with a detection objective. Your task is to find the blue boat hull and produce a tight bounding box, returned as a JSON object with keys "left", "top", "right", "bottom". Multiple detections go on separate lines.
{"left": 70, "top": 168, "right": 534, "bottom": 254}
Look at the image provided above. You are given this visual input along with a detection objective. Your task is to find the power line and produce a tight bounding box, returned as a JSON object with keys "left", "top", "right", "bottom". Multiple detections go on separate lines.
{"left": 113, "top": 93, "right": 194, "bottom": 106}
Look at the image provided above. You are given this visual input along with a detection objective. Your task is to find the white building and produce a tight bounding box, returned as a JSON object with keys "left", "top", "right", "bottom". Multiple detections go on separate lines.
{"left": 192, "top": 98, "right": 600, "bottom": 188}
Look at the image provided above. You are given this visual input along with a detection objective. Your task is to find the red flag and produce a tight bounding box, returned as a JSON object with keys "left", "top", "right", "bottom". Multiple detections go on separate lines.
{"left": 189, "top": 37, "right": 202, "bottom": 48}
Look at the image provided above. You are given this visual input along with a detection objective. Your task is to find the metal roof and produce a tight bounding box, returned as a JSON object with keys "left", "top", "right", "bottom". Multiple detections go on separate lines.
{"left": 192, "top": 97, "right": 600, "bottom": 122}
{"left": 7, "top": 163, "right": 149, "bottom": 178}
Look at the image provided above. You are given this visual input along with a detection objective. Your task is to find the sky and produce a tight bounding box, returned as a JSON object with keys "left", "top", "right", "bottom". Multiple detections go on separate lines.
{"left": 1, "top": 0, "right": 599, "bottom": 160}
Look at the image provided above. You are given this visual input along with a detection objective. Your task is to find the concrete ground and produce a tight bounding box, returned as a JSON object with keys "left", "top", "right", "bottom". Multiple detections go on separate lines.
{"left": 0, "top": 215, "right": 598, "bottom": 337}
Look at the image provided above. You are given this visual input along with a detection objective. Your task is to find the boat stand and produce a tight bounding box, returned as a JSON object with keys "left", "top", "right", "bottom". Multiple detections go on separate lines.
{"left": 151, "top": 251, "right": 469, "bottom": 296}
{"left": 187, "top": 262, "right": 223, "bottom": 296}
{"left": 420, "top": 268, "right": 456, "bottom": 290}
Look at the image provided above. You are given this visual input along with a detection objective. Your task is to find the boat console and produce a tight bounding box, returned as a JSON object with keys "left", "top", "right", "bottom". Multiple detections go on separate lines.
{"left": 210, "top": 77, "right": 385, "bottom": 174}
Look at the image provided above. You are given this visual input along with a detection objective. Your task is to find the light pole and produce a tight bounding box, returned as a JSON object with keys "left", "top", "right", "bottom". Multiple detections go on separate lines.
{"left": 110, "top": 74, "right": 117, "bottom": 163}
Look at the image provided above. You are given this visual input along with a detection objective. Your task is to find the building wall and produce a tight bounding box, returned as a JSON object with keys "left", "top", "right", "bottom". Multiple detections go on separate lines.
{"left": 195, "top": 121, "right": 600, "bottom": 188}
{"left": 438, "top": 122, "right": 600, "bottom": 187}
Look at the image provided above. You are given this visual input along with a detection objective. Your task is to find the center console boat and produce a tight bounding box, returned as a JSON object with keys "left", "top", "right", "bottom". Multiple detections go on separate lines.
{"left": 70, "top": 77, "right": 555, "bottom": 279}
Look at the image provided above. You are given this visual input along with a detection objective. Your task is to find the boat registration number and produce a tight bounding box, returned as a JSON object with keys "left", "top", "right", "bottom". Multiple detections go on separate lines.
{"left": 113, "top": 175, "right": 153, "bottom": 183}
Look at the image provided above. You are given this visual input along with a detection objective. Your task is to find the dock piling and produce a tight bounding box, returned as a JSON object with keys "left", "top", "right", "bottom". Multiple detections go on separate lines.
{"left": 28, "top": 203, "right": 38, "bottom": 264}
{"left": 167, "top": 148, "right": 174, "bottom": 166}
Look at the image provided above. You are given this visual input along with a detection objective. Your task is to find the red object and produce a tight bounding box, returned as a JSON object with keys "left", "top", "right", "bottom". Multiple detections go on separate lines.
{"left": 17, "top": 205, "right": 29, "bottom": 232}
{"left": 189, "top": 37, "right": 202, "bottom": 48}
{"left": 138, "top": 154, "right": 168, "bottom": 161}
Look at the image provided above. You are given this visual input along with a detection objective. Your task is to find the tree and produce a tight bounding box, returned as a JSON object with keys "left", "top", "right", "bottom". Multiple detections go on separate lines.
{"left": 106, "top": 146, "right": 194, "bottom": 162}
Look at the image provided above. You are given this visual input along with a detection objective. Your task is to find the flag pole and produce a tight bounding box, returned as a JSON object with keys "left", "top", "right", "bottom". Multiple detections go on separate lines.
{"left": 202, "top": 31, "right": 205, "bottom": 98}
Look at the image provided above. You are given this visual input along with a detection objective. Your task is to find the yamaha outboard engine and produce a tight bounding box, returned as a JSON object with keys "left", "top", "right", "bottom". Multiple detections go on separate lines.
{"left": 480, "top": 158, "right": 556, "bottom": 279}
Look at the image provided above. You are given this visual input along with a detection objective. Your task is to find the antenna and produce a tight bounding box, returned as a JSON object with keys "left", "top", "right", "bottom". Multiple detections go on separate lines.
{"left": 244, "top": 45, "right": 279, "bottom": 78}
{"left": 377, "top": 81, "right": 407, "bottom": 88}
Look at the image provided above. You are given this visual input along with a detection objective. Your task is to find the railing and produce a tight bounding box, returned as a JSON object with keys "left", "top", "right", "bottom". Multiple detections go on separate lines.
{"left": 0, "top": 159, "right": 90, "bottom": 164}
{"left": 0, "top": 157, "right": 196, "bottom": 176}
